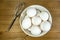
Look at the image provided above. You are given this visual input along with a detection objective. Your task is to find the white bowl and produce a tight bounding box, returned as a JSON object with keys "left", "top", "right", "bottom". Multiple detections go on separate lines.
{"left": 19, "top": 5, "right": 52, "bottom": 37}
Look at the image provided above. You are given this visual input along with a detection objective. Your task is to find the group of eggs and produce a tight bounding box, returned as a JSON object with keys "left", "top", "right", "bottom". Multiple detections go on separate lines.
{"left": 21, "top": 7, "right": 51, "bottom": 35}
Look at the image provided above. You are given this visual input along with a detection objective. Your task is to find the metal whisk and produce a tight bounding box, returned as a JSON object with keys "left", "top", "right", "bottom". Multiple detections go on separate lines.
{"left": 7, "top": 1, "right": 25, "bottom": 31}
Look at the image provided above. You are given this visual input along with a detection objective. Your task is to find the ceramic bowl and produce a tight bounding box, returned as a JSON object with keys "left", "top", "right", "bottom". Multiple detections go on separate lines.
{"left": 19, "top": 5, "right": 52, "bottom": 37}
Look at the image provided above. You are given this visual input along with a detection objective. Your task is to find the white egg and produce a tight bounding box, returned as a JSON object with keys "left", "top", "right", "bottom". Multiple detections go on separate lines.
{"left": 32, "top": 16, "right": 42, "bottom": 25}
{"left": 40, "top": 21, "right": 51, "bottom": 32}
{"left": 22, "top": 17, "right": 31, "bottom": 29}
{"left": 26, "top": 8, "right": 36, "bottom": 17}
{"left": 30, "top": 26, "right": 41, "bottom": 35}
{"left": 39, "top": 12, "right": 49, "bottom": 21}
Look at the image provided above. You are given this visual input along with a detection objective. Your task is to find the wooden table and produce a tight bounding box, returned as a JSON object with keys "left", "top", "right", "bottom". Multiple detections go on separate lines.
{"left": 0, "top": 0, "right": 60, "bottom": 40}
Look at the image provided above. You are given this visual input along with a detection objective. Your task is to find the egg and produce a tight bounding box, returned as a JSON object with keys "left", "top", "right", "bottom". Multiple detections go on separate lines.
{"left": 40, "top": 21, "right": 51, "bottom": 32}
{"left": 39, "top": 12, "right": 49, "bottom": 21}
{"left": 26, "top": 8, "right": 36, "bottom": 17}
{"left": 22, "top": 17, "right": 31, "bottom": 29}
{"left": 30, "top": 26, "right": 41, "bottom": 35}
{"left": 32, "top": 16, "right": 42, "bottom": 25}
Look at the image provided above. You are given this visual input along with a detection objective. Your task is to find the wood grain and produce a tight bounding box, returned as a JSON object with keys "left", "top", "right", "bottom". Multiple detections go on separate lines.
{"left": 0, "top": 0, "right": 60, "bottom": 40}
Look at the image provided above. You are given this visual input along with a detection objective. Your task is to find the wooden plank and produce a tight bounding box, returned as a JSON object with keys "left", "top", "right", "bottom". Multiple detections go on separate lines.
{"left": 0, "top": 32, "right": 26, "bottom": 40}
{"left": 26, "top": 32, "right": 60, "bottom": 40}
{"left": 0, "top": 0, "right": 60, "bottom": 40}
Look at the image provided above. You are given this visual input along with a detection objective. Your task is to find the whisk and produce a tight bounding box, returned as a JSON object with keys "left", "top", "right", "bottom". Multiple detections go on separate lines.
{"left": 7, "top": 1, "right": 25, "bottom": 31}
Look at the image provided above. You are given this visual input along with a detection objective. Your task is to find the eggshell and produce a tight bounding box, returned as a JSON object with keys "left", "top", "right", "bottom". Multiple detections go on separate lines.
{"left": 30, "top": 26, "right": 41, "bottom": 35}
{"left": 32, "top": 16, "right": 42, "bottom": 25}
{"left": 22, "top": 17, "right": 31, "bottom": 29}
{"left": 39, "top": 12, "right": 49, "bottom": 21}
{"left": 40, "top": 21, "right": 51, "bottom": 32}
{"left": 26, "top": 8, "right": 36, "bottom": 17}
